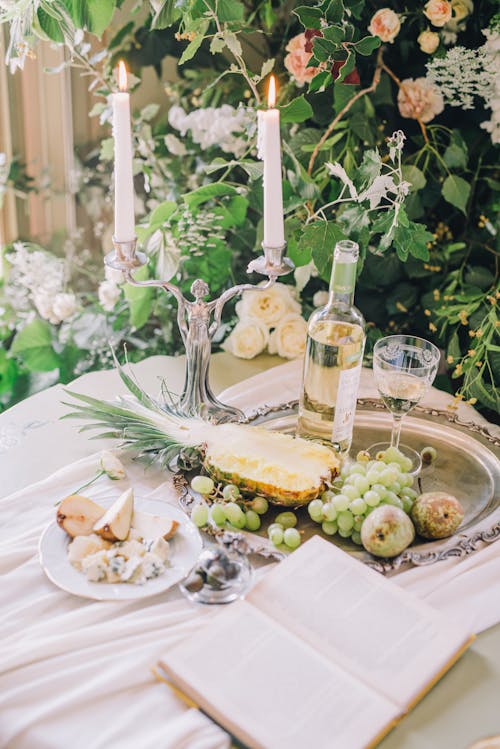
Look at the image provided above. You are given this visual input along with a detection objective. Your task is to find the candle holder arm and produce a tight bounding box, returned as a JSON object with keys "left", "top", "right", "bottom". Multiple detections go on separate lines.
{"left": 208, "top": 278, "right": 275, "bottom": 338}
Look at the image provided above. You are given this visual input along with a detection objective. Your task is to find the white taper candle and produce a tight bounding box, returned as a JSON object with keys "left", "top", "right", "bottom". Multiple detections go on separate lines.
{"left": 112, "top": 61, "right": 135, "bottom": 242}
{"left": 258, "top": 76, "right": 285, "bottom": 248}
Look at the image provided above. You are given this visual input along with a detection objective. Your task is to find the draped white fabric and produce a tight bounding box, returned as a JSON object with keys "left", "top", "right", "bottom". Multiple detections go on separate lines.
{"left": 0, "top": 360, "right": 498, "bottom": 748}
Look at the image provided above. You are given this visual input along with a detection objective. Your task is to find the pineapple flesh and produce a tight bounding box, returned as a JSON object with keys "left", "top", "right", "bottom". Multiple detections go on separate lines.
{"left": 204, "top": 423, "right": 339, "bottom": 506}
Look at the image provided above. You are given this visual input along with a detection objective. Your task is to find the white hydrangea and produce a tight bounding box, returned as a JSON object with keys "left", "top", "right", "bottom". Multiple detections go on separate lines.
{"left": 168, "top": 104, "right": 255, "bottom": 157}
{"left": 427, "top": 44, "right": 495, "bottom": 110}
{"left": 480, "top": 29, "right": 500, "bottom": 144}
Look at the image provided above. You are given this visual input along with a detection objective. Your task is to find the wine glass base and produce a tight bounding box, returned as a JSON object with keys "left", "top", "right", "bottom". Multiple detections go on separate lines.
{"left": 365, "top": 442, "right": 422, "bottom": 476}
{"left": 179, "top": 545, "right": 253, "bottom": 605}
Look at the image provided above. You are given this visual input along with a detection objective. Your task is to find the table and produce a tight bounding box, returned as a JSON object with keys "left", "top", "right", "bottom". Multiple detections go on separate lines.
{"left": 1, "top": 352, "right": 499, "bottom": 749}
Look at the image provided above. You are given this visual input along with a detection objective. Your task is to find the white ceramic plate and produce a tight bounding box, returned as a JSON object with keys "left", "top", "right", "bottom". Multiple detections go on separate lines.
{"left": 39, "top": 497, "right": 202, "bottom": 601}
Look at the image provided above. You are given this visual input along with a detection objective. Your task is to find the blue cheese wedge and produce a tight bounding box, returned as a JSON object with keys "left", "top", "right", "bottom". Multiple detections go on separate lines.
{"left": 70, "top": 534, "right": 170, "bottom": 585}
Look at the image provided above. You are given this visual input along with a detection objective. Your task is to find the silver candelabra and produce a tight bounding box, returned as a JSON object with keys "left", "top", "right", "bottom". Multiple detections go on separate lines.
{"left": 105, "top": 237, "right": 295, "bottom": 423}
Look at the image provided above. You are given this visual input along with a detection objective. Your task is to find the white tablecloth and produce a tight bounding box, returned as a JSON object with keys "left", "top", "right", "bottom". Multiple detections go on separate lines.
{"left": 1, "top": 360, "right": 499, "bottom": 749}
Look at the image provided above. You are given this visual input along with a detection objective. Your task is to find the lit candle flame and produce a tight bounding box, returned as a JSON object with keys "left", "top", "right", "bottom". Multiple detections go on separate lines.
{"left": 267, "top": 75, "right": 276, "bottom": 108}
{"left": 118, "top": 60, "right": 128, "bottom": 92}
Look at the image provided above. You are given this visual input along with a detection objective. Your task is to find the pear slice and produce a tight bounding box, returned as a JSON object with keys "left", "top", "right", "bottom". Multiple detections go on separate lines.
{"left": 57, "top": 495, "right": 106, "bottom": 538}
{"left": 93, "top": 488, "right": 134, "bottom": 541}
{"left": 131, "top": 509, "right": 179, "bottom": 541}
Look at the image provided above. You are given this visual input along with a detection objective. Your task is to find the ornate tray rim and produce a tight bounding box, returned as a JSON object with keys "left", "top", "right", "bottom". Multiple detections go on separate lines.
{"left": 174, "top": 400, "right": 500, "bottom": 575}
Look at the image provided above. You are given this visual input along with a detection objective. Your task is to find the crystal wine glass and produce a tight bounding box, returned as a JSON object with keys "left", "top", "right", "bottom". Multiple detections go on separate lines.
{"left": 368, "top": 335, "right": 441, "bottom": 474}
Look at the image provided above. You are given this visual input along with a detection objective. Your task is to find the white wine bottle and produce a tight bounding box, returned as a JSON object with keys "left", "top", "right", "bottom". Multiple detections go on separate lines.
{"left": 297, "top": 240, "right": 366, "bottom": 454}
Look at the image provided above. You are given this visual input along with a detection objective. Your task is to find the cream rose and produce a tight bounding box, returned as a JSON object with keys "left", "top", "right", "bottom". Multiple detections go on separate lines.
{"left": 236, "top": 282, "right": 301, "bottom": 327}
{"left": 52, "top": 292, "right": 77, "bottom": 321}
{"left": 98, "top": 280, "right": 121, "bottom": 312}
{"left": 397, "top": 77, "right": 444, "bottom": 123}
{"left": 417, "top": 30, "right": 440, "bottom": 54}
{"left": 424, "top": 0, "right": 452, "bottom": 27}
{"left": 284, "top": 33, "right": 326, "bottom": 87}
{"left": 268, "top": 313, "right": 308, "bottom": 360}
{"left": 313, "top": 290, "right": 329, "bottom": 308}
{"left": 222, "top": 319, "right": 269, "bottom": 360}
{"left": 368, "top": 8, "right": 401, "bottom": 43}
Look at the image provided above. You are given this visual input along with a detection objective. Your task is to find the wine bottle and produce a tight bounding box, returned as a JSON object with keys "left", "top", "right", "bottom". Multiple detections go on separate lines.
{"left": 297, "top": 240, "right": 366, "bottom": 454}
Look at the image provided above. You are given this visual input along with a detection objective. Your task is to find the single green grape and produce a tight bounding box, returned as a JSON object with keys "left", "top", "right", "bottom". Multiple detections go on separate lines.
{"left": 401, "top": 457, "right": 414, "bottom": 472}
{"left": 210, "top": 503, "right": 226, "bottom": 526}
{"left": 389, "top": 481, "right": 402, "bottom": 495}
{"left": 308, "top": 499, "right": 324, "bottom": 523}
{"left": 224, "top": 502, "right": 245, "bottom": 528}
{"left": 249, "top": 496, "right": 269, "bottom": 515}
{"left": 331, "top": 476, "right": 344, "bottom": 489}
{"left": 275, "top": 511, "right": 297, "bottom": 529}
{"left": 371, "top": 483, "right": 388, "bottom": 500}
{"left": 421, "top": 445, "right": 437, "bottom": 464}
{"left": 353, "top": 516, "right": 364, "bottom": 532}
{"left": 223, "top": 484, "right": 241, "bottom": 501}
{"left": 349, "top": 498, "right": 367, "bottom": 515}
{"left": 384, "top": 492, "right": 404, "bottom": 509}
{"left": 351, "top": 530, "right": 363, "bottom": 546}
{"left": 322, "top": 520, "right": 338, "bottom": 536}
{"left": 191, "top": 503, "right": 209, "bottom": 528}
{"left": 342, "top": 484, "right": 361, "bottom": 501}
{"left": 337, "top": 511, "right": 354, "bottom": 532}
{"left": 332, "top": 494, "right": 350, "bottom": 512}
{"left": 269, "top": 527, "right": 284, "bottom": 546}
{"left": 363, "top": 490, "right": 381, "bottom": 508}
{"left": 379, "top": 469, "right": 399, "bottom": 487}
{"left": 321, "top": 489, "right": 335, "bottom": 502}
{"left": 354, "top": 476, "right": 370, "bottom": 495}
{"left": 283, "top": 528, "right": 301, "bottom": 549}
{"left": 268, "top": 522, "right": 284, "bottom": 534}
{"left": 338, "top": 527, "right": 353, "bottom": 538}
{"left": 322, "top": 502, "right": 337, "bottom": 522}
{"left": 190, "top": 475, "right": 215, "bottom": 496}
{"left": 348, "top": 464, "right": 366, "bottom": 476}
{"left": 401, "top": 496, "right": 414, "bottom": 514}
{"left": 245, "top": 510, "right": 261, "bottom": 531}
{"left": 399, "top": 473, "right": 413, "bottom": 488}
{"left": 401, "top": 487, "right": 418, "bottom": 501}
{"left": 384, "top": 446, "right": 405, "bottom": 463}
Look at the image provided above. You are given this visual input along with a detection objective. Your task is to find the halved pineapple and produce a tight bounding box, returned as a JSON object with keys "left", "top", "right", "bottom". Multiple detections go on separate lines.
{"left": 204, "top": 423, "right": 339, "bottom": 506}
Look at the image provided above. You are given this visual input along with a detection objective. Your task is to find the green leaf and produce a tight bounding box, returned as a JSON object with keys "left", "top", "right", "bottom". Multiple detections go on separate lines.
{"left": 151, "top": 0, "right": 180, "bottom": 28}
{"left": 312, "top": 36, "right": 337, "bottom": 62}
{"left": 37, "top": 8, "right": 65, "bottom": 42}
{"left": 442, "top": 175, "right": 471, "bottom": 215}
{"left": 322, "top": 25, "right": 345, "bottom": 44}
{"left": 322, "top": 0, "right": 345, "bottom": 24}
{"left": 148, "top": 200, "right": 177, "bottom": 228}
{"left": 217, "top": 0, "right": 244, "bottom": 22}
{"left": 279, "top": 95, "right": 314, "bottom": 124}
{"left": 444, "top": 143, "right": 467, "bottom": 170}
{"left": 308, "top": 70, "right": 332, "bottom": 94}
{"left": 353, "top": 36, "right": 381, "bottom": 55}
{"left": 337, "top": 52, "right": 356, "bottom": 83}
{"left": 11, "top": 320, "right": 59, "bottom": 372}
{"left": 0, "top": 349, "right": 17, "bottom": 395}
{"left": 182, "top": 183, "right": 238, "bottom": 209}
{"left": 401, "top": 165, "right": 426, "bottom": 192}
{"left": 123, "top": 265, "right": 153, "bottom": 330}
{"left": 223, "top": 31, "right": 242, "bottom": 57}
{"left": 294, "top": 6, "right": 323, "bottom": 28}
{"left": 63, "top": 0, "right": 116, "bottom": 37}
{"left": 99, "top": 137, "right": 114, "bottom": 161}
{"left": 468, "top": 377, "right": 500, "bottom": 411}
{"left": 225, "top": 195, "right": 248, "bottom": 227}
{"left": 393, "top": 221, "right": 433, "bottom": 262}
{"left": 464, "top": 266, "right": 495, "bottom": 290}
{"left": 357, "top": 149, "right": 381, "bottom": 186}
{"left": 210, "top": 34, "right": 226, "bottom": 54}
{"left": 178, "top": 21, "right": 209, "bottom": 65}
{"left": 108, "top": 20, "right": 134, "bottom": 49}
{"left": 299, "top": 221, "right": 348, "bottom": 281}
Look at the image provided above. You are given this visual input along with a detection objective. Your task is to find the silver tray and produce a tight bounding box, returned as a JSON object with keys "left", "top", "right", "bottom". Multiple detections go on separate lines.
{"left": 174, "top": 400, "right": 500, "bottom": 574}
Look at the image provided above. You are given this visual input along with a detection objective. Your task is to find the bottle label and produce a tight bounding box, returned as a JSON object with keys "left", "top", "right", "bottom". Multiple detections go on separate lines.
{"left": 332, "top": 362, "right": 362, "bottom": 444}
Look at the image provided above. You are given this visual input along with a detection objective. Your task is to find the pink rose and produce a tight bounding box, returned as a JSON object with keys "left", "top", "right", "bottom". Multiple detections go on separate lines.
{"left": 284, "top": 33, "right": 326, "bottom": 87}
{"left": 397, "top": 77, "right": 444, "bottom": 123}
{"left": 424, "top": 0, "right": 453, "bottom": 27}
{"left": 417, "top": 30, "right": 440, "bottom": 54}
{"left": 368, "top": 8, "right": 401, "bottom": 43}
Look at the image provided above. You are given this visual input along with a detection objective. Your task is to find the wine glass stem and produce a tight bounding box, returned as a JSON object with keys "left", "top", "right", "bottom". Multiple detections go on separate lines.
{"left": 390, "top": 415, "right": 403, "bottom": 449}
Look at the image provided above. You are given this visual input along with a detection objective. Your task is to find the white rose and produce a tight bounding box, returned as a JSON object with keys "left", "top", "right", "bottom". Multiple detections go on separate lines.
{"left": 236, "top": 283, "right": 301, "bottom": 327}
{"left": 268, "top": 313, "right": 308, "bottom": 360}
{"left": 424, "top": 0, "right": 452, "bottom": 27}
{"left": 98, "top": 281, "right": 121, "bottom": 312}
{"left": 33, "top": 292, "right": 57, "bottom": 323}
{"left": 368, "top": 8, "right": 401, "bottom": 43}
{"left": 313, "top": 290, "right": 329, "bottom": 308}
{"left": 222, "top": 319, "right": 269, "bottom": 360}
{"left": 52, "top": 292, "right": 77, "bottom": 321}
{"left": 417, "top": 30, "right": 440, "bottom": 54}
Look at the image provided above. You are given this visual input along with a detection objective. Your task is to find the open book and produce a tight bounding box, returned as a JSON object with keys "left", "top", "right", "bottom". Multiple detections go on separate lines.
{"left": 160, "top": 536, "right": 473, "bottom": 749}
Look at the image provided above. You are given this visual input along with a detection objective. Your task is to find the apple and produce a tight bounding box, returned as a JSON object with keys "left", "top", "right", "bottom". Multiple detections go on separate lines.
{"left": 361, "top": 505, "right": 415, "bottom": 558}
{"left": 411, "top": 491, "right": 464, "bottom": 539}
{"left": 131, "top": 510, "right": 179, "bottom": 540}
{"left": 93, "top": 487, "right": 134, "bottom": 541}
{"left": 57, "top": 495, "right": 106, "bottom": 538}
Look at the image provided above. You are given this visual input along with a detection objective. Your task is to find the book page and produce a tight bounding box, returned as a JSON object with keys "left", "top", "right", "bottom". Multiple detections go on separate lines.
{"left": 248, "top": 536, "right": 472, "bottom": 708}
{"left": 161, "top": 600, "right": 399, "bottom": 749}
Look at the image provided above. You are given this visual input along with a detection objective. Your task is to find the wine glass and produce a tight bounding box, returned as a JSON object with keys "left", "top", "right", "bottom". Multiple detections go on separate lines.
{"left": 368, "top": 335, "right": 441, "bottom": 474}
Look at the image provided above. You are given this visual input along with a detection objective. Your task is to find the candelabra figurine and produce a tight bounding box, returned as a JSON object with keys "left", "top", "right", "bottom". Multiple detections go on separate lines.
{"left": 105, "top": 237, "right": 295, "bottom": 423}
